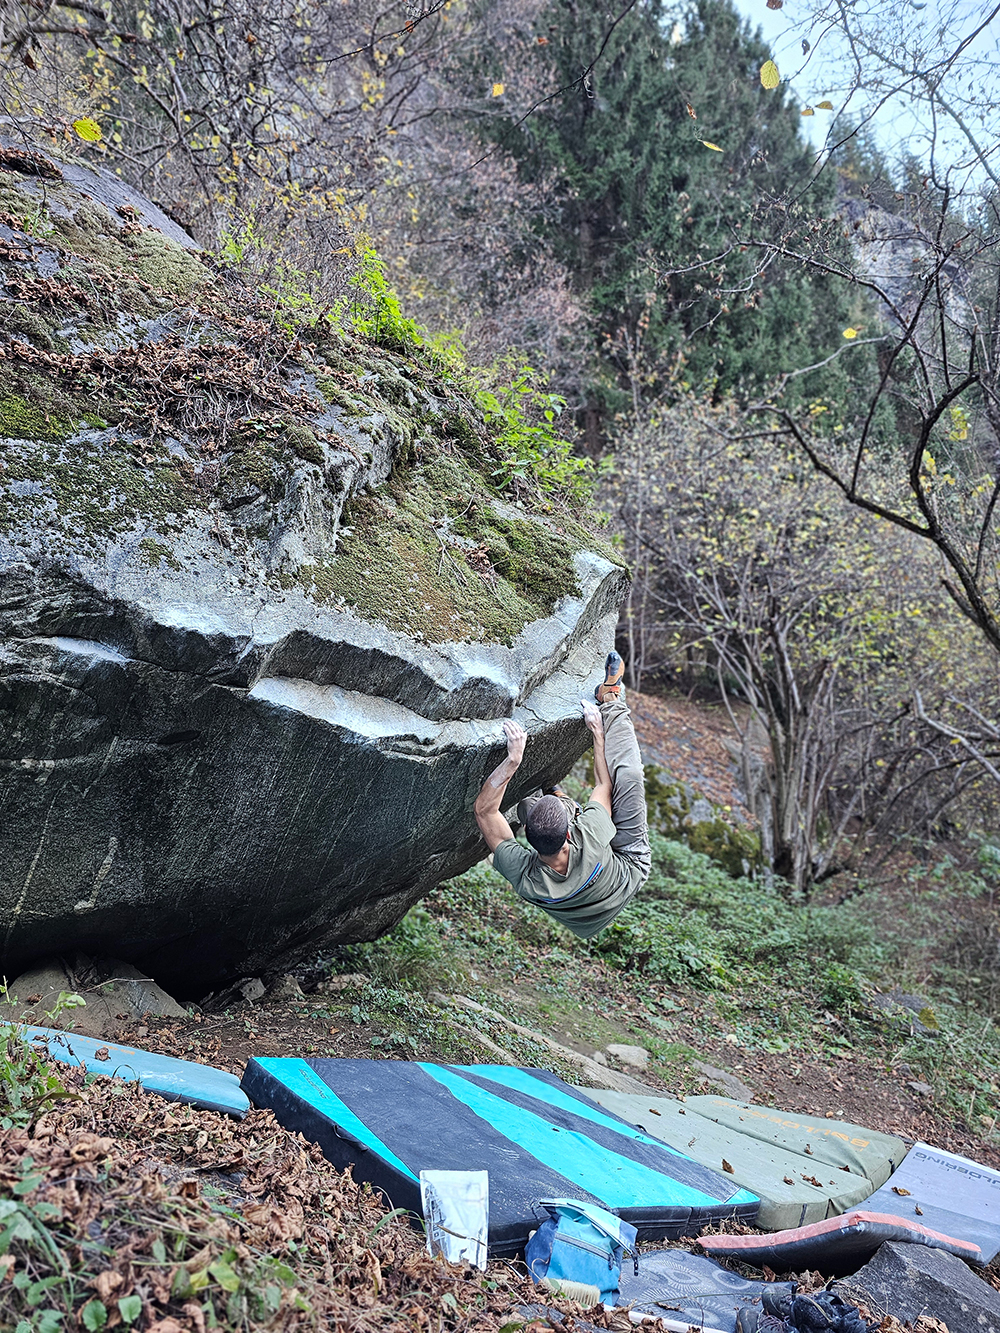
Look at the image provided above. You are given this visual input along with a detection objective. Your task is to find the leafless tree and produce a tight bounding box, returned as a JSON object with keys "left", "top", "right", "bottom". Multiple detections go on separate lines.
{"left": 608, "top": 394, "right": 998, "bottom": 892}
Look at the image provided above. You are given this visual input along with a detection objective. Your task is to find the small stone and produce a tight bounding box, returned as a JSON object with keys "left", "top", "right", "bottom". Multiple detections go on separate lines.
{"left": 907, "top": 1080, "right": 933, "bottom": 1096}
{"left": 268, "top": 974, "right": 304, "bottom": 1003}
{"left": 591, "top": 1050, "right": 609, "bottom": 1066}
{"left": 239, "top": 977, "right": 266, "bottom": 1003}
{"left": 691, "top": 1059, "right": 755, "bottom": 1102}
{"left": 897, "top": 1062, "right": 913, "bottom": 1077}
{"left": 322, "top": 973, "right": 368, "bottom": 993}
{"left": 606, "top": 1043, "right": 649, "bottom": 1071}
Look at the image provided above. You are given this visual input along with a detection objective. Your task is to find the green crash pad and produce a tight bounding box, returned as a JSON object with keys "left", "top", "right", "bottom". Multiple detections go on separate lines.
{"left": 582, "top": 1091, "right": 906, "bottom": 1231}
{"left": 684, "top": 1097, "right": 907, "bottom": 1189}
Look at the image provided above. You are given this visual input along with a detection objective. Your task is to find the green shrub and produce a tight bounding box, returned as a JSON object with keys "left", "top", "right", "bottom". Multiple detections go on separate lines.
{"left": 0, "top": 988, "right": 86, "bottom": 1129}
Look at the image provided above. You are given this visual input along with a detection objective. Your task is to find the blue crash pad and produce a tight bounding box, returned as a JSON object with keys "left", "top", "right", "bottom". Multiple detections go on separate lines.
{"left": 241, "top": 1058, "right": 759, "bottom": 1256}
{"left": 16, "top": 1025, "right": 249, "bottom": 1118}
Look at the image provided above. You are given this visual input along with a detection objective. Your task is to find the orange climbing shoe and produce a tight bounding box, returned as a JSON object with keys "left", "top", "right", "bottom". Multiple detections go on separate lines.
{"left": 595, "top": 650, "right": 624, "bottom": 703}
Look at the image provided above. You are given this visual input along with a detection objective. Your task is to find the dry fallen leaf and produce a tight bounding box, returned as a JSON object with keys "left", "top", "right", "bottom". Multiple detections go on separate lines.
{"left": 892, "top": 1186, "right": 911, "bottom": 1196}
{"left": 685, "top": 102, "right": 697, "bottom": 119}
{"left": 722, "top": 1159, "right": 734, "bottom": 1174}
{"left": 783, "top": 1176, "right": 795, "bottom": 1185}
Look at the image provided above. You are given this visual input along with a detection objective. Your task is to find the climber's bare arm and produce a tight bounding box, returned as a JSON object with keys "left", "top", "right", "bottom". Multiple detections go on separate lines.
{"left": 474, "top": 720, "right": 527, "bottom": 852}
{"left": 581, "top": 699, "right": 613, "bottom": 816}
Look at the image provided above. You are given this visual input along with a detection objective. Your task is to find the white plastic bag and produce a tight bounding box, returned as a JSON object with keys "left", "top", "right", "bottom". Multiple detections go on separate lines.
{"left": 419, "top": 1169, "right": 489, "bottom": 1270}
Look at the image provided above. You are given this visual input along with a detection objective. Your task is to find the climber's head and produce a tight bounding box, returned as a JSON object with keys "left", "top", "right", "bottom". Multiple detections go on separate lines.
{"left": 524, "top": 795, "right": 570, "bottom": 857}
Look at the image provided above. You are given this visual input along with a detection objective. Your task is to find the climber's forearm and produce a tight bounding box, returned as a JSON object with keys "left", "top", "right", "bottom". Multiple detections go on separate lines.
{"left": 474, "top": 754, "right": 522, "bottom": 817}
{"left": 590, "top": 728, "right": 613, "bottom": 816}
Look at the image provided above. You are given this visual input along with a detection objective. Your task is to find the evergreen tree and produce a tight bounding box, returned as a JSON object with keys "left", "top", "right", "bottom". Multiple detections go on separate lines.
{"left": 478, "top": 0, "right": 860, "bottom": 421}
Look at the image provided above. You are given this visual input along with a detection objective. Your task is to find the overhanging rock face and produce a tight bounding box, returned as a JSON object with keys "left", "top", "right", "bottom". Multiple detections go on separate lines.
{"left": 0, "top": 560, "right": 622, "bottom": 995}
{"left": 0, "top": 142, "right": 628, "bottom": 994}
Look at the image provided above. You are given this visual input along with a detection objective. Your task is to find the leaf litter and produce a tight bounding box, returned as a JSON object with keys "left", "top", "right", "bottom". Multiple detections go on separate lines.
{"left": 0, "top": 1061, "right": 626, "bottom": 1333}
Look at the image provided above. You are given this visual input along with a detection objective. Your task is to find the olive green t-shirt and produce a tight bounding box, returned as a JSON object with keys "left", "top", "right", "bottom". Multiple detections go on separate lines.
{"left": 492, "top": 801, "right": 641, "bottom": 939}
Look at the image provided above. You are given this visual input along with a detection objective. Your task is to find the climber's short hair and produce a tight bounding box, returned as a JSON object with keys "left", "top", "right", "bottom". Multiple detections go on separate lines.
{"left": 524, "top": 795, "right": 569, "bottom": 857}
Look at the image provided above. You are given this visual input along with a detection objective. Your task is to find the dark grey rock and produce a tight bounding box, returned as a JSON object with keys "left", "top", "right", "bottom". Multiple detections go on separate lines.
{"left": 871, "top": 989, "right": 941, "bottom": 1038}
{"left": 268, "top": 974, "right": 304, "bottom": 1002}
{"left": 692, "top": 1059, "right": 755, "bottom": 1103}
{"left": 907, "top": 1080, "right": 933, "bottom": 1096}
{"left": 835, "top": 1240, "right": 1000, "bottom": 1332}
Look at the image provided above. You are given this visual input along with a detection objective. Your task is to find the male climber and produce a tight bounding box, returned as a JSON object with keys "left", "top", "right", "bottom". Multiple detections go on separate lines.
{"left": 473, "top": 651, "right": 650, "bottom": 938}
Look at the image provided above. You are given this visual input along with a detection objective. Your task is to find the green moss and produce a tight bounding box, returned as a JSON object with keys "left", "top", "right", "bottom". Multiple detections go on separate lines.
{"left": 644, "top": 767, "right": 762, "bottom": 877}
{"left": 0, "top": 394, "right": 72, "bottom": 443}
{"left": 221, "top": 429, "right": 289, "bottom": 499}
{"left": 52, "top": 201, "right": 209, "bottom": 298}
{"left": 299, "top": 452, "right": 582, "bottom": 644}
{"left": 3, "top": 303, "right": 62, "bottom": 351}
{"left": 283, "top": 422, "right": 323, "bottom": 465}
{"left": 0, "top": 434, "right": 199, "bottom": 548}
{"left": 139, "top": 535, "right": 183, "bottom": 570}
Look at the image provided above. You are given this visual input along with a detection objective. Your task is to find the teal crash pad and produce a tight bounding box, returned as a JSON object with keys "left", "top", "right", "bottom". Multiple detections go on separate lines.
{"left": 582, "top": 1091, "right": 905, "bottom": 1231}
{"left": 15, "top": 1026, "right": 249, "bottom": 1118}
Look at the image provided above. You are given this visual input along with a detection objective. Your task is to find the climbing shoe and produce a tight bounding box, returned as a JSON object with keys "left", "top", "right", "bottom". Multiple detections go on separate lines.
{"left": 595, "top": 650, "right": 625, "bottom": 704}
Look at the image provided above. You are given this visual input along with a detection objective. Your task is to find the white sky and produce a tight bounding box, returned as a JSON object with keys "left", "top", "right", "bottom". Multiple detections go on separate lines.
{"left": 728, "top": 0, "right": 1000, "bottom": 187}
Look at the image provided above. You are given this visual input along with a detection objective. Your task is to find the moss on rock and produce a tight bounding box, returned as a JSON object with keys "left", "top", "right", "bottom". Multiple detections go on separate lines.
{"left": 0, "top": 145, "right": 614, "bottom": 650}
{"left": 300, "top": 453, "right": 583, "bottom": 644}
{"left": 0, "top": 394, "right": 72, "bottom": 443}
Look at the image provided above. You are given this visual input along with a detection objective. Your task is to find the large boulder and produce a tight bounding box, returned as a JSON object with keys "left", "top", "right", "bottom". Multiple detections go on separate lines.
{"left": 0, "top": 141, "right": 628, "bottom": 995}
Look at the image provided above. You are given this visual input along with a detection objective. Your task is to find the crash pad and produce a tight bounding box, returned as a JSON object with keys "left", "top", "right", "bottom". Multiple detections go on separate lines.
{"left": 617, "top": 1249, "right": 795, "bottom": 1333}
{"left": 241, "top": 1059, "right": 758, "bottom": 1256}
{"left": 684, "top": 1097, "right": 907, "bottom": 1188}
{"left": 581, "top": 1090, "right": 884, "bottom": 1230}
{"left": 15, "top": 1025, "right": 249, "bottom": 1117}
{"left": 860, "top": 1141, "right": 1000, "bottom": 1263}
{"left": 698, "top": 1209, "right": 981, "bottom": 1275}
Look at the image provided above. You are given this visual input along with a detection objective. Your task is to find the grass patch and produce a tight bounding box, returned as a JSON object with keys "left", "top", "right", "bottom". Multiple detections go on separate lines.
{"left": 336, "top": 830, "right": 1000, "bottom": 1136}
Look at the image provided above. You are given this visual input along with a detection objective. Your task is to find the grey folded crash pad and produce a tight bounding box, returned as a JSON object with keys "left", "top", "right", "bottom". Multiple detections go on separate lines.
{"left": 616, "top": 1249, "right": 795, "bottom": 1333}
{"left": 582, "top": 1091, "right": 906, "bottom": 1231}
{"left": 860, "top": 1142, "right": 1000, "bottom": 1264}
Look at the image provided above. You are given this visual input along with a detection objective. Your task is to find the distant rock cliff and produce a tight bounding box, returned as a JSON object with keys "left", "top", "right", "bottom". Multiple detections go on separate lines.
{"left": 0, "top": 140, "right": 628, "bottom": 994}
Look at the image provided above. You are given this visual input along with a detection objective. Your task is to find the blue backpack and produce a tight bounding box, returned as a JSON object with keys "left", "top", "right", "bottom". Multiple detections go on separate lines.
{"left": 525, "top": 1198, "right": 639, "bottom": 1306}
